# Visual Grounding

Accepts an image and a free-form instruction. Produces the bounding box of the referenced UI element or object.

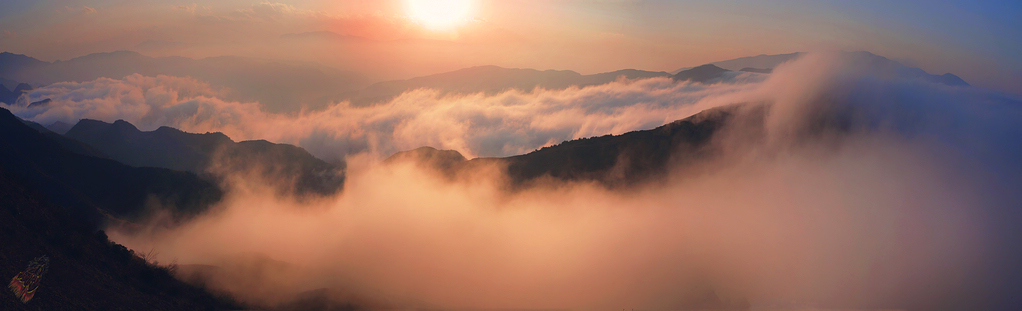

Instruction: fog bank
[107,53,1022,310]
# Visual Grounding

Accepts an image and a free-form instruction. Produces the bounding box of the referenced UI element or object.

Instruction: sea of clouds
[6,52,1022,310]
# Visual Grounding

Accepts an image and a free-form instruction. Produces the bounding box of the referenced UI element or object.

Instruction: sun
[405,0,474,30]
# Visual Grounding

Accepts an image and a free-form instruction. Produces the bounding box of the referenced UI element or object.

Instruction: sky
[0,0,1019,93]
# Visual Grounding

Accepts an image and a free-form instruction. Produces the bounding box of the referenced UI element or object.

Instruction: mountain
[676,52,804,73]
[0,52,49,79]
[387,104,752,189]
[739,67,772,74]
[0,165,242,310]
[1,77,22,90]
[673,52,968,86]
[672,64,733,83]
[46,121,73,134]
[0,81,32,105]
[0,84,11,104]
[64,119,344,197]
[337,65,671,106]
[671,52,802,74]
[499,105,735,186]
[18,119,110,159]
[0,106,224,227]
[0,51,369,112]
[841,51,969,86]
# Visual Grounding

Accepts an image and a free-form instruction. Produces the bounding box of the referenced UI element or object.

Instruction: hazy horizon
[2,1,1020,94]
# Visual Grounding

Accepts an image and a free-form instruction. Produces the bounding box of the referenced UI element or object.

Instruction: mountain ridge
[0,106,224,227]
[386,104,753,189]
[64,118,345,198]
[337,65,671,106]
[671,51,968,86]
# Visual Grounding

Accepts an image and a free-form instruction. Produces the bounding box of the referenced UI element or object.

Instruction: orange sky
[0,0,1019,93]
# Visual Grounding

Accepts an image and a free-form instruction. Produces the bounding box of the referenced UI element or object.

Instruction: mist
[98,53,1022,310]
[7,70,765,161]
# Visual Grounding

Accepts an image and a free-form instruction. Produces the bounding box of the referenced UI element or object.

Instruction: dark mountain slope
[338,65,670,106]
[739,67,772,74]
[388,105,748,188]
[493,105,741,187]
[65,119,344,197]
[19,119,110,159]
[672,64,732,83]
[0,107,223,227]
[65,119,233,172]
[0,166,241,310]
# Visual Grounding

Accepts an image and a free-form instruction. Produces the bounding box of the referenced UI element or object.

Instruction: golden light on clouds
[405,0,474,30]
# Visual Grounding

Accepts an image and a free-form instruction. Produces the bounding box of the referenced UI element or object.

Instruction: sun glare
[406,0,473,30]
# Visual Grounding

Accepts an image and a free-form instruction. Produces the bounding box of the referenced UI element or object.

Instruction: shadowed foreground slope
[0,166,242,310]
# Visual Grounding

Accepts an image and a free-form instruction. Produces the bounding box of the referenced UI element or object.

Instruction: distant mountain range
[840,51,969,86]
[341,51,965,106]
[336,65,671,106]
[0,50,968,115]
[672,52,804,74]
[672,64,735,83]
[63,119,344,197]
[671,51,967,86]
[0,51,368,112]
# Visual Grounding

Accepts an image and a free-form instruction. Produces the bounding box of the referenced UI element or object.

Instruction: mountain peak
[672,64,731,83]
[13,83,32,93]
[384,146,468,174]
[111,119,140,132]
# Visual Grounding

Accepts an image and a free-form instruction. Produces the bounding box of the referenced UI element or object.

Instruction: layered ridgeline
[62,119,344,198]
[4,105,339,224]
[0,50,964,116]
[0,107,223,227]
[670,51,968,86]
[336,65,672,106]
[384,51,972,189]
[342,51,965,107]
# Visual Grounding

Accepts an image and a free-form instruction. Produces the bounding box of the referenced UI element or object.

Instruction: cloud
[111,134,994,309]
[1,30,15,39]
[81,6,97,14]
[199,2,324,23]
[6,72,767,161]
[73,52,1022,309]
